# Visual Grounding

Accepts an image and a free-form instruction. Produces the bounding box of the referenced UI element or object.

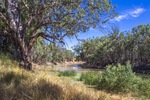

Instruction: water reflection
[55,64,101,74]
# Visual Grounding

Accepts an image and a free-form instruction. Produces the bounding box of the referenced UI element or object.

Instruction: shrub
[58,70,77,77]
[80,62,149,95]
[80,71,102,85]
[74,73,81,80]
[98,62,141,93]
[138,78,150,98]
[79,62,150,99]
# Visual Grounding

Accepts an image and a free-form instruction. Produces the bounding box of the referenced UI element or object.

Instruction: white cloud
[129,8,145,17]
[114,14,128,21]
[112,7,145,22]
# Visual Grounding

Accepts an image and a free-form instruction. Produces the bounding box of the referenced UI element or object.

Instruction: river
[54,63,101,74]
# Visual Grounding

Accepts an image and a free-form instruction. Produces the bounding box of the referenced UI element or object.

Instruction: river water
[54,63,101,74]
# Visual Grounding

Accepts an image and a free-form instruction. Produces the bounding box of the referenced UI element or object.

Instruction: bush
[58,70,77,77]
[79,62,150,98]
[98,62,141,93]
[80,72,102,85]
[138,78,150,98]
[80,62,149,94]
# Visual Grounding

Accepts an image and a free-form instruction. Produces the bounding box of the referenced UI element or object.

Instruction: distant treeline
[73,24,150,68]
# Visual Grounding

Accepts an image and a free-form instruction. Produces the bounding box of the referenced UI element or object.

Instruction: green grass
[80,71,102,85]
[74,73,81,80]
[58,70,77,77]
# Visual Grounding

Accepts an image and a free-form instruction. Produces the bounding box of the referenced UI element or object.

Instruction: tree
[0,0,116,69]
[74,24,150,68]
[32,38,75,63]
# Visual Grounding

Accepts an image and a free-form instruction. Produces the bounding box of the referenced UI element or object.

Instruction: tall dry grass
[0,53,136,100]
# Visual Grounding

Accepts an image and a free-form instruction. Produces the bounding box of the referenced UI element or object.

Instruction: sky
[64,0,150,50]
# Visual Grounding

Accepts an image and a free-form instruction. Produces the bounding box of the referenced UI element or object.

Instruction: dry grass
[0,55,137,100]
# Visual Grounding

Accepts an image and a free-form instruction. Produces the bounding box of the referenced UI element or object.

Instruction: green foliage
[58,70,77,77]
[98,62,141,93]
[80,71,101,85]
[0,0,116,67]
[80,62,150,98]
[74,24,150,67]
[74,73,81,80]
[73,37,100,63]
[32,38,75,63]
[138,77,150,98]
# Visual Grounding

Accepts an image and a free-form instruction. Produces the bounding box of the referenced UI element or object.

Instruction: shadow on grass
[0,71,27,85]
[0,72,63,100]
[0,71,94,100]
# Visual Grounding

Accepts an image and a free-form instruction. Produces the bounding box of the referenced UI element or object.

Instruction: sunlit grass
[0,53,142,100]
[0,54,105,100]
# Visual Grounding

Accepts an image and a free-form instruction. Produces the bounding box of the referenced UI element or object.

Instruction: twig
[21,91,32,100]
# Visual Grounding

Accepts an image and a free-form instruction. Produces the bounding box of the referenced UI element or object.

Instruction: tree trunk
[6,0,32,70]
[19,43,32,70]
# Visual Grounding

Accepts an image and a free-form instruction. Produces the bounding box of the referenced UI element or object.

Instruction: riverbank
[0,56,139,100]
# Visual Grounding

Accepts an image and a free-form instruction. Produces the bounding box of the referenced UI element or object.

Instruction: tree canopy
[0,0,116,69]
[73,24,150,68]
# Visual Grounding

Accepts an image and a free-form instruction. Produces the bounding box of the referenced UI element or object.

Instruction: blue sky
[64,0,150,50]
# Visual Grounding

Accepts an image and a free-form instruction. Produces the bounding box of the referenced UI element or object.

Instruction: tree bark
[19,41,32,70]
[5,0,32,70]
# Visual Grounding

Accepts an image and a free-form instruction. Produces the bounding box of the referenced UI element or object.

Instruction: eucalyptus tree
[74,24,150,68]
[0,0,116,69]
[32,39,75,63]
[132,24,150,65]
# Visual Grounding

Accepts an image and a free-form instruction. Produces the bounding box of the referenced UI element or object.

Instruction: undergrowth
[58,70,77,77]
[98,62,141,93]
[80,62,150,99]
[80,71,101,85]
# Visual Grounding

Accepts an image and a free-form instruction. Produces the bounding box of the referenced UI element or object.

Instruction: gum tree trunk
[7,0,32,69]
[19,41,32,70]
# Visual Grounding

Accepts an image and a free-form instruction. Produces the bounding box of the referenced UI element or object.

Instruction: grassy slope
[0,53,139,100]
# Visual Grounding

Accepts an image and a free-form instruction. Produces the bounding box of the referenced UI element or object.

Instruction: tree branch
[0,12,7,22]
